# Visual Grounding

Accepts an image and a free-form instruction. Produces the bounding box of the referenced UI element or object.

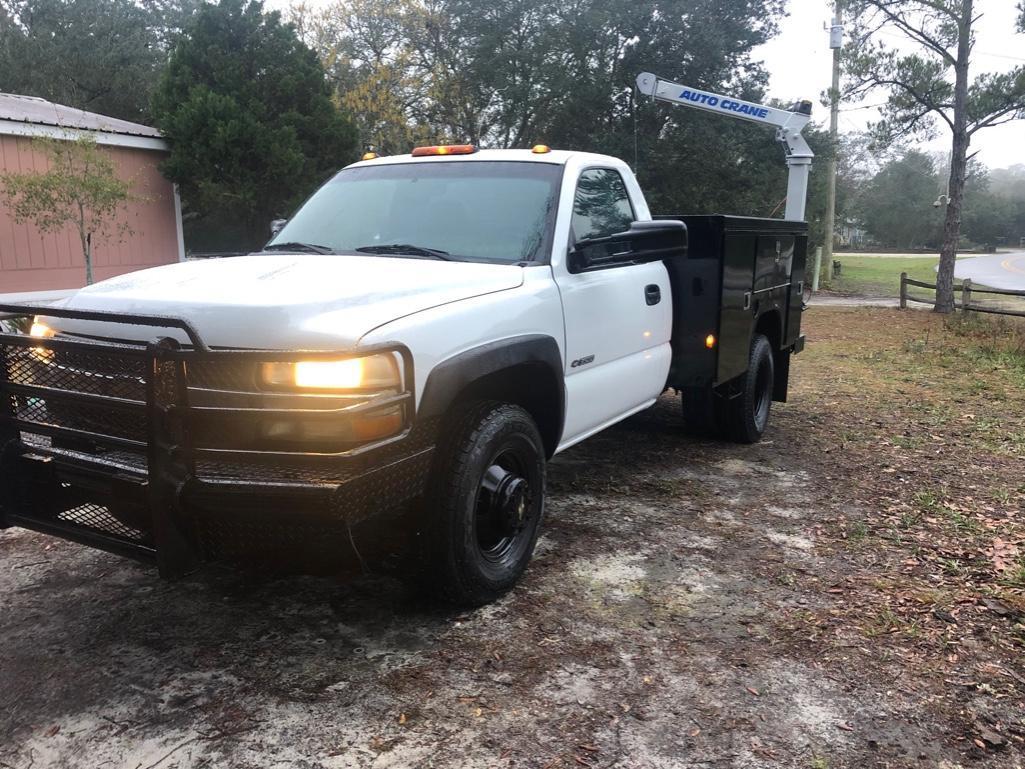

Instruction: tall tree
[0,0,164,122]
[305,0,792,225]
[0,136,133,285]
[856,151,944,249]
[152,0,360,249]
[844,0,1025,312]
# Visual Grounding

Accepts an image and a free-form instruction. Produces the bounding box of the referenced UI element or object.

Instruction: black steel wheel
[423,401,546,606]
[722,333,775,444]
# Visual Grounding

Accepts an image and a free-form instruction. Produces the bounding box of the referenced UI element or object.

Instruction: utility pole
[822,0,843,288]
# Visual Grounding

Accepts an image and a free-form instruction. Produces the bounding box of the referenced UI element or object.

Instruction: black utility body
[658,215,807,427]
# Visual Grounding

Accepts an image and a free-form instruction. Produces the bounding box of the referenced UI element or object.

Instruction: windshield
[267,161,563,263]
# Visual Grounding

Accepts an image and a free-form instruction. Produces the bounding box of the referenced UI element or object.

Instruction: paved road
[954,250,1025,291]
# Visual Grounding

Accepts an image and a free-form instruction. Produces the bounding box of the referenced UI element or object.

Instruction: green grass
[826,255,941,298]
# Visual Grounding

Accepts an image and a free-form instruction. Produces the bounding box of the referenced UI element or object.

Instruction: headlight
[30,319,55,339]
[261,353,400,391]
[255,353,406,447]
[29,318,56,361]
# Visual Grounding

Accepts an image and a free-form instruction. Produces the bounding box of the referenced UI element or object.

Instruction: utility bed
[659,215,807,399]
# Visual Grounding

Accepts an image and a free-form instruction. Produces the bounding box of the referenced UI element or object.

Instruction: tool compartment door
[716,233,757,384]
[785,236,807,346]
[755,234,794,307]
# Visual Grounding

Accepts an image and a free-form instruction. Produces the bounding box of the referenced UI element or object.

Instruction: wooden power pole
[823,0,843,284]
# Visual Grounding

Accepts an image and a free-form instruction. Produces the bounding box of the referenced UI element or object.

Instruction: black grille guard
[0,303,429,578]
[0,303,417,463]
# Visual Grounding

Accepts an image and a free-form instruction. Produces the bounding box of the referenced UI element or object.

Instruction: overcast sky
[753,0,1025,169]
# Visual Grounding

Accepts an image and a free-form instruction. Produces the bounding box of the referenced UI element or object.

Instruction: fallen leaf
[985,537,1020,574]
[44,724,60,737]
[975,724,1006,748]
[398,713,407,725]
[745,686,760,696]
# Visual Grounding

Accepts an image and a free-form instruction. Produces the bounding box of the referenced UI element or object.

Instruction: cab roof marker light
[362,151,379,160]
[411,144,477,157]
[531,144,551,154]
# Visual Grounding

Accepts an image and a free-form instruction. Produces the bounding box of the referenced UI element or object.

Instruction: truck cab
[0,145,805,605]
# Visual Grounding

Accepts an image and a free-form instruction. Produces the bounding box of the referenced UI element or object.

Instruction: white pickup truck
[0,145,806,605]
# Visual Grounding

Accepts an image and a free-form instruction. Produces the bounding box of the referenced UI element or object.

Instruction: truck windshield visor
[268,161,562,263]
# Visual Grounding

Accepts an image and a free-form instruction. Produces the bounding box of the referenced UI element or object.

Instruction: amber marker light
[532,144,551,154]
[411,144,477,157]
[705,334,717,349]
[362,151,379,161]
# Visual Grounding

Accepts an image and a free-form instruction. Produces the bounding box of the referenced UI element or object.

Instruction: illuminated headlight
[261,354,400,392]
[30,319,55,340]
[257,353,405,447]
[29,318,56,361]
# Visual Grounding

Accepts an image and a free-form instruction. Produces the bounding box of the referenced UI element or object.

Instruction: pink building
[0,94,184,300]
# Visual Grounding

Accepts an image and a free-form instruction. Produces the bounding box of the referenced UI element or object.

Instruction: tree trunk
[935,0,973,314]
[77,207,94,286]
[84,232,94,286]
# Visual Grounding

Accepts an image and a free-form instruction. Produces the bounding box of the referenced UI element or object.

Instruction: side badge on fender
[571,355,595,368]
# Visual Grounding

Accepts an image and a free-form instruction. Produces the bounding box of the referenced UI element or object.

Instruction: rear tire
[721,334,774,444]
[423,401,546,606]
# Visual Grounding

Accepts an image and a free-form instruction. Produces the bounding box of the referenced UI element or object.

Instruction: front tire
[721,333,774,444]
[424,402,546,606]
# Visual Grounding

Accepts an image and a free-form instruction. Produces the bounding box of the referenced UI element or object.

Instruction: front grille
[0,309,415,470]
[2,340,148,449]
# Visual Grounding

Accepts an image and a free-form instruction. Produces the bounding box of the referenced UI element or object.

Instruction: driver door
[555,167,672,446]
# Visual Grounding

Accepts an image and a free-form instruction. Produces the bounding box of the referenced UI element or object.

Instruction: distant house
[0,94,184,300]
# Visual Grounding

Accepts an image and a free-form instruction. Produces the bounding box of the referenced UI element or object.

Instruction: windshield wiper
[260,241,337,255]
[355,244,453,260]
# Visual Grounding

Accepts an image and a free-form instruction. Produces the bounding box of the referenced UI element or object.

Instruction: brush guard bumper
[0,304,434,576]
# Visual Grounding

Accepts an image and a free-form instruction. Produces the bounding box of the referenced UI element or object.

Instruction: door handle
[645,284,661,305]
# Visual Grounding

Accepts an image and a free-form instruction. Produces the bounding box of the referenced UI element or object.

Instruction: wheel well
[449,363,564,458]
[754,310,782,351]
[754,310,791,402]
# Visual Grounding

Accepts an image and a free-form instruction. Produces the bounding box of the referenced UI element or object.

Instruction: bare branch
[864,1,957,65]
[969,106,1025,134]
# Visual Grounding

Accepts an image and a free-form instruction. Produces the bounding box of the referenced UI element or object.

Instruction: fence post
[961,278,972,313]
[899,272,907,309]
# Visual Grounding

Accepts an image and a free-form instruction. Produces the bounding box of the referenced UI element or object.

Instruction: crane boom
[636,72,814,222]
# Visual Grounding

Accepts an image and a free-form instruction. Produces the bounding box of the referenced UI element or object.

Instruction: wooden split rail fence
[900,273,1025,318]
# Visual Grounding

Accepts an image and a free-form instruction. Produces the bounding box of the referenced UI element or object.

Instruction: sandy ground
[2,312,1023,768]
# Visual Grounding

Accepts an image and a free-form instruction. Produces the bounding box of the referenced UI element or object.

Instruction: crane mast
[635,72,814,222]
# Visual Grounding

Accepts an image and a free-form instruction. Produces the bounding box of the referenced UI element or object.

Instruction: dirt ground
[2,307,1024,769]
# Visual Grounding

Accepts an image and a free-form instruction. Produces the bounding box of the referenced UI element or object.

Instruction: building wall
[0,135,182,294]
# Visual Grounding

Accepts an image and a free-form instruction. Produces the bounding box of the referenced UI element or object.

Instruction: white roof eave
[0,118,170,152]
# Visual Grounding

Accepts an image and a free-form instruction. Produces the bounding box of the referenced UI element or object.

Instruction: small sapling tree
[0,135,133,285]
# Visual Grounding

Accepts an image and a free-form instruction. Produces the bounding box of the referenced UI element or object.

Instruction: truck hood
[54,253,524,349]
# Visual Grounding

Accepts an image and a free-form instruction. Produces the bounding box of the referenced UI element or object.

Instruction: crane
[635,72,814,222]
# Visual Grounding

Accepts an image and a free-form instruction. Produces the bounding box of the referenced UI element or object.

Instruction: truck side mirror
[569,219,687,273]
[269,218,287,237]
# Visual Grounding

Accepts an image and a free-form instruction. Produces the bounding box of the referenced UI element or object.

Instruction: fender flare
[418,335,565,450]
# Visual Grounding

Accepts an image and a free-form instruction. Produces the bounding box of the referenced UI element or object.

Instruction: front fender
[418,335,565,454]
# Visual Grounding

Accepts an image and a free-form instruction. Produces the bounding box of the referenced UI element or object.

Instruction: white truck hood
[54,253,524,349]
